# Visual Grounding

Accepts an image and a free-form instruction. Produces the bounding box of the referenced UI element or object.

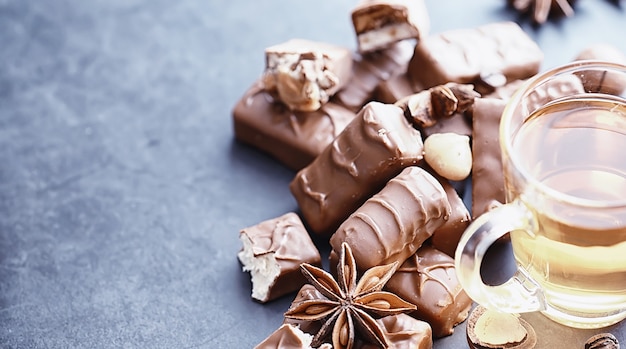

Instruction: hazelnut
[423,132,472,181]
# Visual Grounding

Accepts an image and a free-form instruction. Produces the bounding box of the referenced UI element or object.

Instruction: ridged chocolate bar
[329,166,451,270]
[407,21,543,90]
[290,101,424,236]
[233,82,355,171]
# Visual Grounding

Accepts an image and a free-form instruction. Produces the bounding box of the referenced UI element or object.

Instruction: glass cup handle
[454,200,547,313]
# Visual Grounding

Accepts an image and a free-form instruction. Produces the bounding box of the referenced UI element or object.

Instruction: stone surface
[0,0,624,348]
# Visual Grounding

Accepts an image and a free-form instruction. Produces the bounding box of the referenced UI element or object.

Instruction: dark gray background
[0,0,625,348]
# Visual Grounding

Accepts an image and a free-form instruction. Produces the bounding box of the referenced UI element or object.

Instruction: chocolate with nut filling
[290,101,424,236]
[238,212,322,303]
[233,82,355,171]
[329,166,451,271]
[332,41,414,112]
[407,21,543,90]
[385,245,473,338]
[351,0,429,53]
[262,38,353,112]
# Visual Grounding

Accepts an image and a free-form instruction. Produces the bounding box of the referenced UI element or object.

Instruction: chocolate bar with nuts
[385,245,473,338]
[407,21,543,90]
[233,82,355,171]
[351,0,429,53]
[330,166,451,271]
[238,212,322,303]
[290,101,424,236]
[332,41,414,112]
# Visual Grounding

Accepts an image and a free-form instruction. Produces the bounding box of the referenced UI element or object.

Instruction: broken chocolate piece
[385,245,473,338]
[333,41,415,112]
[330,166,451,271]
[290,101,424,236]
[233,82,355,171]
[466,305,537,349]
[407,21,543,90]
[262,39,353,112]
[238,212,322,303]
[351,0,429,53]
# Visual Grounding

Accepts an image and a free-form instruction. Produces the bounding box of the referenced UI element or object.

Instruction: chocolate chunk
[233,82,355,171]
[466,305,537,349]
[407,21,543,90]
[333,41,414,112]
[330,166,451,271]
[262,39,353,112]
[385,245,473,338]
[422,112,472,138]
[470,98,507,218]
[238,212,322,303]
[351,0,430,53]
[290,101,424,236]
[573,44,626,96]
[374,72,419,104]
[254,324,328,349]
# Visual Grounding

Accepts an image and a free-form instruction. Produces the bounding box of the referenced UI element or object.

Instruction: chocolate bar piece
[407,21,543,90]
[290,101,424,236]
[385,245,473,338]
[422,112,472,138]
[470,98,507,218]
[333,41,414,112]
[238,212,322,303]
[573,43,626,96]
[329,166,451,270]
[233,82,355,171]
[262,39,353,112]
[284,285,433,349]
[374,72,418,104]
[254,324,330,349]
[351,0,429,53]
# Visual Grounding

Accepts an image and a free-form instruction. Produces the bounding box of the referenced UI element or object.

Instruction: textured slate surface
[0,0,624,348]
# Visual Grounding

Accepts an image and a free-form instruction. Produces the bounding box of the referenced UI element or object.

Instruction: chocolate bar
[329,166,451,270]
[374,72,418,104]
[332,41,414,112]
[470,98,507,218]
[238,212,322,303]
[284,285,433,349]
[262,39,353,112]
[233,82,355,171]
[254,323,330,349]
[351,0,429,53]
[384,245,473,338]
[407,21,543,90]
[422,112,472,138]
[290,101,424,236]
[573,44,626,96]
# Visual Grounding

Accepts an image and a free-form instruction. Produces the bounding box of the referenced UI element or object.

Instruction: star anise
[509,0,575,24]
[284,242,417,349]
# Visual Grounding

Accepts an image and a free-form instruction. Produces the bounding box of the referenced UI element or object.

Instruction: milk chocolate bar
[470,98,507,218]
[333,41,414,112]
[290,101,424,236]
[385,245,473,338]
[238,212,322,303]
[233,82,355,171]
[284,285,433,349]
[351,0,429,53]
[407,21,543,90]
[329,166,451,270]
[262,39,353,112]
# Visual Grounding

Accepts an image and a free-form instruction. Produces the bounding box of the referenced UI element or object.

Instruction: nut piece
[466,305,537,349]
[585,333,620,349]
[423,132,472,181]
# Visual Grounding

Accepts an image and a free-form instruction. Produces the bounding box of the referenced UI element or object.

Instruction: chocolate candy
[407,21,543,90]
[470,98,507,218]
[351,0,430,53]
[233,82,355,171]
[254,323,330,349]
[290,101,424,236]
[422,112,472,138]
[385,245,473,338]
[262,39,353,112]
[330,166,451,270]
[238,212,322,303]
[332,41,414,112]
[374,72,417,104]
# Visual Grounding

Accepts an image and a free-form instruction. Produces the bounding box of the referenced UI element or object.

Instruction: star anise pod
[509,0,575,24]
[284,242,417,349]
